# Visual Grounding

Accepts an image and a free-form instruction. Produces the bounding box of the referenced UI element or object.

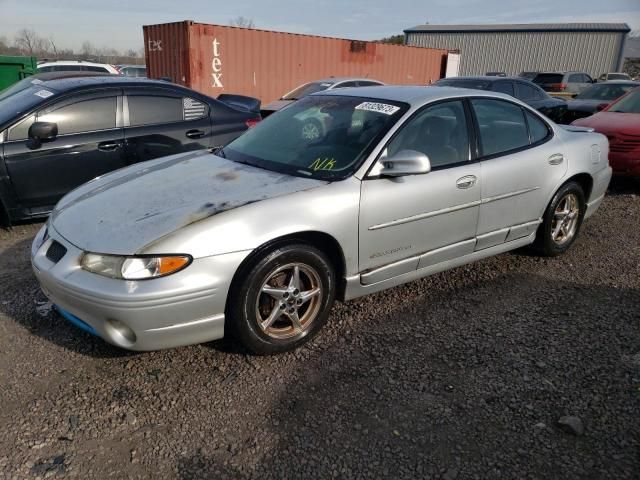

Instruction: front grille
[608,135,640,154]
[46,241,67,263]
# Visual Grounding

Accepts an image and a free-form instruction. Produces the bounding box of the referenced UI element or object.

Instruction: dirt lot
[0,179,638,480]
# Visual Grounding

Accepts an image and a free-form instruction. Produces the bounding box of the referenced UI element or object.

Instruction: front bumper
[31,225,251,351]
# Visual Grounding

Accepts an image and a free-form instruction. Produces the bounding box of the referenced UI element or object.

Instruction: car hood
[573,112,640,136]
[50,150,326,255]
[262,99,295,112]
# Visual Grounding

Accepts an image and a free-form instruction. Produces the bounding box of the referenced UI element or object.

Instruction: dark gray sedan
[433,76,567,123]
[565,80,640,122]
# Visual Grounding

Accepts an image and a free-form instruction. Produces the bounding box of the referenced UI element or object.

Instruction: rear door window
[333,82,358,89]
[358,81,383,87]
[52,65,84,72]
[471,99,530,157]
[568,74,582,83]
[515,82,542,101]
[85,66,109,73]
[493,81,514,96]
[128,96,184,126]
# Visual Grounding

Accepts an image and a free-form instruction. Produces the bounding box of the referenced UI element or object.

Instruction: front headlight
[81,253,192,280]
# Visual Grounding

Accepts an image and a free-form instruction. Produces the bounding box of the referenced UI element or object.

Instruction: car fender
[140,177,363,277]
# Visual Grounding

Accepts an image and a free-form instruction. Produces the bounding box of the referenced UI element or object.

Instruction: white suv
[37,60,119,74]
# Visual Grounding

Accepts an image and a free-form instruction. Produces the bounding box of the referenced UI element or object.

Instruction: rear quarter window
[525,111,550,144]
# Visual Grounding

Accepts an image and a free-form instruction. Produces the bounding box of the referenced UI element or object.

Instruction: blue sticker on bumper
[55,306,99,337]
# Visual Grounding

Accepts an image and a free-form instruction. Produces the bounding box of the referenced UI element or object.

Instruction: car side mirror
[29,122,58,142]
[379,150,431,177]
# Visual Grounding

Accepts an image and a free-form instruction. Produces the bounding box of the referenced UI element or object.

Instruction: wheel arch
[226,230,348,313]
[565,172,594,201]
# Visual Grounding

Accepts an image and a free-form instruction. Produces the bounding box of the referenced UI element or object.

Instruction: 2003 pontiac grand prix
[31,86,612,355]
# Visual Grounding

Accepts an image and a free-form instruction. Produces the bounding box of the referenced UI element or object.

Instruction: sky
[1,0,639,52]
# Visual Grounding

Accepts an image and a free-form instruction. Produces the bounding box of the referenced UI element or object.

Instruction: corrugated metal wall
[406,31,626,77]
[144,21,448,103]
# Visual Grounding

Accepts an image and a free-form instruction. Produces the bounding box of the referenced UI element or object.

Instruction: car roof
[313,77,383,84]
[28,71,114,82]
[38,60,114,67]
[315,85,516,106]
[26,75,184,92]
[596,80,640,85]
[537,71,586,75]
[439,76,534,83]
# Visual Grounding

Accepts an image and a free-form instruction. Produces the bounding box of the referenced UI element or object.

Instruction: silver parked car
[261,77,384,115]
[31,86,611,355]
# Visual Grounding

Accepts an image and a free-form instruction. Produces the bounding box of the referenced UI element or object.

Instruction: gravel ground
[0,179,639,480]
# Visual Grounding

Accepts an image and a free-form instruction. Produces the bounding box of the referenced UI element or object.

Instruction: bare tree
[14,28,47,55]
[49,37,59,58]
[81,41,95,57]
[229,16,255,28]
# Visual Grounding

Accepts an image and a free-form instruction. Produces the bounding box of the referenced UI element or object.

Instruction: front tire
[228,243,336,355]
[533,181,585,256]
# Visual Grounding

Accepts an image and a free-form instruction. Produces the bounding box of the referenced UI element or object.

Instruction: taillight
[549,83,567,91]
[245,118,260,128]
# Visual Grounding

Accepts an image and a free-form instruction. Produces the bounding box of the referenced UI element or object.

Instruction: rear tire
[533,181,585,256]
[228,243,336,355]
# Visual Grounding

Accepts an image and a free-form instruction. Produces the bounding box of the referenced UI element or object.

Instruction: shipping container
[143,21,449,104]
[0,55,37,91]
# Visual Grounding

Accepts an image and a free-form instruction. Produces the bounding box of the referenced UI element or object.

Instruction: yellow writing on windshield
[309,157,336,171]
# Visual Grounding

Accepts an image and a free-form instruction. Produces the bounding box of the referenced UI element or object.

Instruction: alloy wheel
[551,193,580,246]
[255,262,322,339]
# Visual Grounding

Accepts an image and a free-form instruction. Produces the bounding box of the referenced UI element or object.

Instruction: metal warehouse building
[404,23,630,77]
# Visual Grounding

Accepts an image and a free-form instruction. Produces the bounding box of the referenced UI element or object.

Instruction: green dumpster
[0,55,38,91]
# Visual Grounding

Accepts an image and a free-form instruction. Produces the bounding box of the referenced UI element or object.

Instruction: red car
[572,87,640,176]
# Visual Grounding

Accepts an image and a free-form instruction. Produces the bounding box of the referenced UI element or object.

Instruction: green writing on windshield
[309,157,336,171]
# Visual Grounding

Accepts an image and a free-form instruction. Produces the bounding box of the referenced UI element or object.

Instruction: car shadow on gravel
[608,176,639,196]
[176,273,640,480]
[0,236,137,359]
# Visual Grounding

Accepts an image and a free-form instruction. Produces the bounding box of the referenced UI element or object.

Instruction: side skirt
[343,232,536,301]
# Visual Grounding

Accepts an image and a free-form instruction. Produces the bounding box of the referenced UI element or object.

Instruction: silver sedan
[31,86,611,354]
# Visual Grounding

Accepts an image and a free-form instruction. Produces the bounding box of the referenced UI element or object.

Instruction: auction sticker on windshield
[355,102,400,115]
[34,90,54,99]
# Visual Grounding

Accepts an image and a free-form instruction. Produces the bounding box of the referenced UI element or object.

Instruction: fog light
[105,318,136,346]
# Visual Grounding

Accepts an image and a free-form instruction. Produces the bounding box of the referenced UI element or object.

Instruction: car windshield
[0,76,44,101]
[434,79,491,90]
[221,95,408,180]
[575,83,636,100]
[532,73,563,84]
[281,82,334,100]
[607,89,640,113]
[607,73,630,80]
[0,84,53,128]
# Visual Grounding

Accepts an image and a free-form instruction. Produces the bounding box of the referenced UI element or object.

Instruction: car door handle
[456,175,477,189]
[98,142,121,152]
[186,129,206,139]
[548,153,564,165]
